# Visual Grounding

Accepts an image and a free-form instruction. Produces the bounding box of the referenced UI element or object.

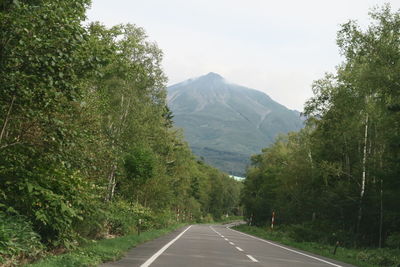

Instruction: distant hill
[167,72,303,176]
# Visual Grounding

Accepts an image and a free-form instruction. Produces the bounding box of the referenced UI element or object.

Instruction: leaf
[27,183,33,193]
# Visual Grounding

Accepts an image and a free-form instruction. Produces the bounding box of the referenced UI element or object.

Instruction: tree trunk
[344,134,351,175]
[105,163,117,201]
[357,112,369,233]
[0,95,16,145]
[379,178,383,248]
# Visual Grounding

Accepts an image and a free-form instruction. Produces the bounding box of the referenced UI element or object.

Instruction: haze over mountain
[167,72,303,176]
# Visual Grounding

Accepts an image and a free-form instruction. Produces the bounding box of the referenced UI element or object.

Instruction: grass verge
[232,225,400,267]
[26,224,186,267]
[214,216,243,225]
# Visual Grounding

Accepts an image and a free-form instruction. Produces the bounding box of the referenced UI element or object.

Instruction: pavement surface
[100,224,356,267]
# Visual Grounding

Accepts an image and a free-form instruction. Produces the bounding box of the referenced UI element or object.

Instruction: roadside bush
[287,223,326,243]
[0,213,44,266]
[201,214,214,223]
[357,249,400,266]
[1,160,99,248]
[106,200,154,236]
[153,209,175,229]
[386,232,400,249]
[73,192,107,240]
[285,221,356,247]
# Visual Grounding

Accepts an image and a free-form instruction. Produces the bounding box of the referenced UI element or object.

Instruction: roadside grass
[215,215,243,225]
[233,225,400,267]
[26,224,186,267]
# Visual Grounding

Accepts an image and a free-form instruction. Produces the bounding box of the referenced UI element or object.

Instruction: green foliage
[0,213,44,265]
[124,146,156,186]
[27,224,185,267]
[241,4,400,250]
[1,163,97,247]
[356,249,400,267]
[0,0,242,264]
[106,200,153,236]
[386,233,400,249]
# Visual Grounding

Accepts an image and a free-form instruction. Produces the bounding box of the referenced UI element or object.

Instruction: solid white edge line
[227,226,343,267]
[246,254,259,262]
[236,246,243,251]
[140,225,192,267]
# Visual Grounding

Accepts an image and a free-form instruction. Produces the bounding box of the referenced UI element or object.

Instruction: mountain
[167,72,303,176]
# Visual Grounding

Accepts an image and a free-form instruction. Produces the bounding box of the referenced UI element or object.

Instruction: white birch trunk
[357,112,368,232]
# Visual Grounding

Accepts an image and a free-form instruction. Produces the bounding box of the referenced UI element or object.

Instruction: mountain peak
[202,72,223,80]
[167,74,304,176]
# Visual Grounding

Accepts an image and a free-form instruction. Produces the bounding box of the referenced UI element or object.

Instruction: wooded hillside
[0,1,241,265]
[241,5,400,249]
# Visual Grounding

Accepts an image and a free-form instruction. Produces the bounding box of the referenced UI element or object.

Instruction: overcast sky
[87,0,399,111]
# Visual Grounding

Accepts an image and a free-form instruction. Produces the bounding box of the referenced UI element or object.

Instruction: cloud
[87,0,400,110]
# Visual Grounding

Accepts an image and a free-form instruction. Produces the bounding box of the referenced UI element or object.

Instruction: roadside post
[138,218,142,236]
[271,211,275,230]
[333,241,340,255]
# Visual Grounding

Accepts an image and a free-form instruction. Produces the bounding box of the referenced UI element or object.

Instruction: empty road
[101,224,355,267]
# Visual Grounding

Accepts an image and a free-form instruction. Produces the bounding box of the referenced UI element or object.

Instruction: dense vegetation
[241,4,400,253]
[0,0,241,265]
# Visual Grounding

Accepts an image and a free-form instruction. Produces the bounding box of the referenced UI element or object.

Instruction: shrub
[0,213,44,266]
[201,214,214,223]
[287,223,326,243]
[152,209,175,229]
[386,232,400,249]
[73,192,107,240]
[356,249,400,266]
[1,162,99,248]
[105,200,154,236]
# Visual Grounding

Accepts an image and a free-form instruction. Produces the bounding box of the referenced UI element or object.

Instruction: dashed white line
[227,226,343,267]
[247,254,259,262]
[211,225,259,264]
[236,246,243,251]
[140,225,192,267]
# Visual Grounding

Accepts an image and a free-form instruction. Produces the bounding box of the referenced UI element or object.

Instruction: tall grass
[27,224,185,267]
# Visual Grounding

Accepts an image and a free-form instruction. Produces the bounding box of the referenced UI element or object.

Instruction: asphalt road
[101,224,356,267]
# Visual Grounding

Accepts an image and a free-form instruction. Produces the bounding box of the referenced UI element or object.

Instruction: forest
[241,4,400,252]
[0,0,242,265]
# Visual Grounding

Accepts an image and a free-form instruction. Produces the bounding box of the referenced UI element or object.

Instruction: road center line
[247,254,259,262]
[229,242,235,245]
[140,225,192,267]
[227,226,343,267]
[236,246,243,251]
[224,238,229,241]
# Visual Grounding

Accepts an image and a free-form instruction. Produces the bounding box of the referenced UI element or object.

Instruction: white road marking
[247,254,259,262]
[236,246,244,251]
[209,226,220,236]
[221,235,224,238]
[224,238,229,241]
[140,225,192,267]
[227,226,343,267]
[229,242,235,245]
